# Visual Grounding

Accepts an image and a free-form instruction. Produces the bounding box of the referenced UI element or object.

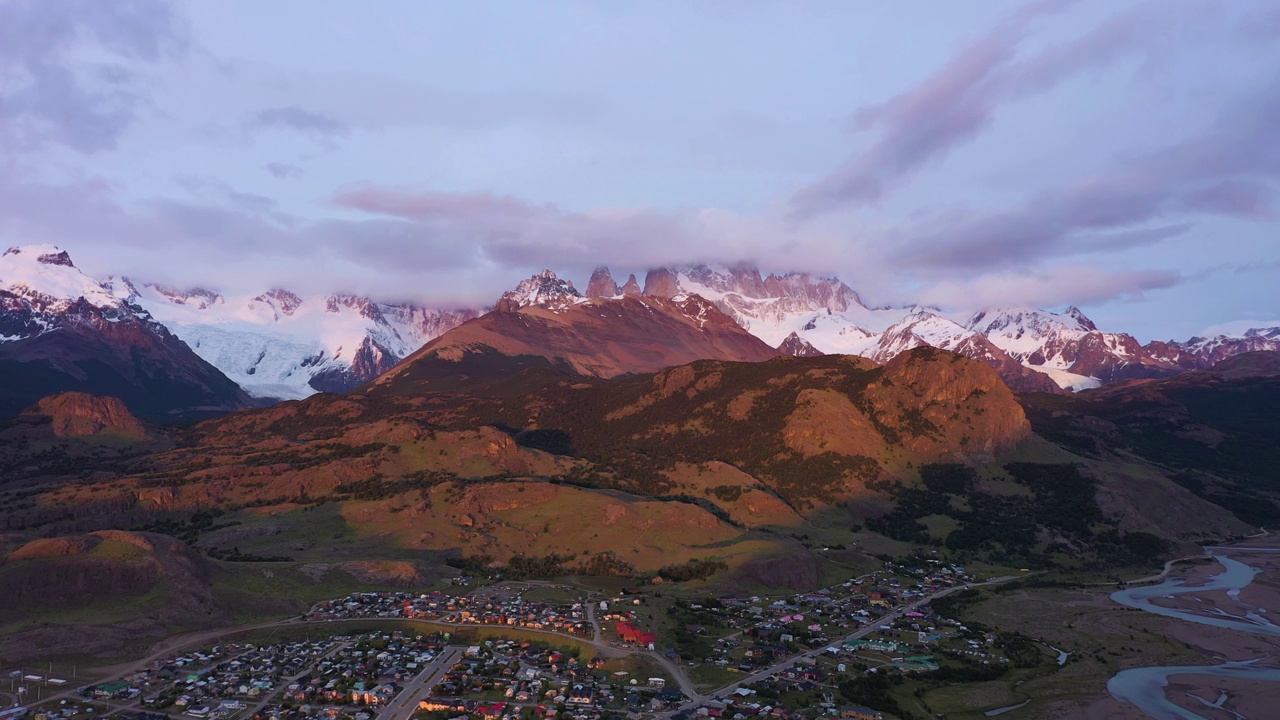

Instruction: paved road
[377,647,461,720]
[22,614,621,714]
[21,574,1018,719]
[585,602,603,644]
[242,640,351,719]
[660,575,1021,716]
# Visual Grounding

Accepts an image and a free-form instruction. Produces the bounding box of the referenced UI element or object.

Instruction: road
[1112,554,1210,586]
[242,640,351,719]
[377,647,461,720]
[585,602,603,644]
[22,614,620,713]
[21,574,1018,719]
[661,574,1021,715]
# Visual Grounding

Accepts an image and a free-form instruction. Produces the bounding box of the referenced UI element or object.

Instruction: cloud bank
[0,0,1275,337]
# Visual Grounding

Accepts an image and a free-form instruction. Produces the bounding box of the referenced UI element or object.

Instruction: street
[376,647,461,720]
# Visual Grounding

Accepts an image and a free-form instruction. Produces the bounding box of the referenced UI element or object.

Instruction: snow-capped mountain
[0,245,251,419]
[493,269,589,313]
[861,311,1062,392]
[106,281,479,400]
[638,264,905,348]
[777,332,824,357]
[577,263,1268,393]
[376,269,779,389]
[612,264,1065,390]
[7,243,1270,406]
[1169,326,1280,365]
[871,311,976,363]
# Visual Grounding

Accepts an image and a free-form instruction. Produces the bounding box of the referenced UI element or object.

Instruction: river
[1106,548,1280,719]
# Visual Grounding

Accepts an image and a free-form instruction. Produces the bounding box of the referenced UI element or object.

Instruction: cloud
[266,162,304,179]
[0,0,1273,326]
[1232,258,1280,276]
[913,264,1185,310]
[886,76,1280,271]
[0,0,188,154]
[789,0,1163,218]
[249,106,349,138]
[332,187,718,272]
[210,60,609,140]
[0,161,1218,316]
[1199,318,1280,337]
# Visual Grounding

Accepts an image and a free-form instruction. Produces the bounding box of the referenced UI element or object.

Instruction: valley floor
[10,538,1280,720]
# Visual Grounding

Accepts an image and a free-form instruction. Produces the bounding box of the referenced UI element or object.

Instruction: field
[920,584,1206,718]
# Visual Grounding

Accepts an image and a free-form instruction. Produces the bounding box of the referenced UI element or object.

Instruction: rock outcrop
[21,392,149,439]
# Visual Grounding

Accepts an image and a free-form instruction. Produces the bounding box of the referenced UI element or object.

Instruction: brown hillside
[0,530,227,663]
[370,294,779,392]
[422,348,1032,511]
[1209,349,1280,379]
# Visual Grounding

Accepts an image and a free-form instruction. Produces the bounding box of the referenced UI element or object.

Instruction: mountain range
[0,246,251,421]
[3,244,1279,666]
[102,277,478,399]
[1,244,1278,418]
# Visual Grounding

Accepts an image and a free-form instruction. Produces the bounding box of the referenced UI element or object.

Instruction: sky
[1,0,1278,341]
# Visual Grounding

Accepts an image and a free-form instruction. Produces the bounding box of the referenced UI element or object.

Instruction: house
[566,686,594,706]
[94,682,130,699]
[840,706,882,720]
[615,622,658,646]
[658,687,684,703]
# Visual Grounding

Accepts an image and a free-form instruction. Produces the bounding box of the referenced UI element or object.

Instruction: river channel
[1106,548,1280,719]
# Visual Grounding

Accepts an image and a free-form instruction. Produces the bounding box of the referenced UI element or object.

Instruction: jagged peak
[778,331,824,357]
[496,269,587,312]
[900,308,947,323]
[150,283,225,309]
[0,244,119,310]
[4,244,73,267]
[1064,306,1098,331]
[619,273,642,295]
[253,288,301,316]
[586,266,619,298]
[643,267,679,298]
[966,305,1093,335]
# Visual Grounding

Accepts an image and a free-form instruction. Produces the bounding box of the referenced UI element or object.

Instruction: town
[5,559,1032,720]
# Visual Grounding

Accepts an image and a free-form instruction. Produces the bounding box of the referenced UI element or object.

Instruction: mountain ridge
[0,246,252,421]
[5,243,1277,413]
[104,277,479,400]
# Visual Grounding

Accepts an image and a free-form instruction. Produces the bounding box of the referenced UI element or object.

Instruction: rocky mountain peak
[37,250,75,267]
[1065,306,1097,331]
[1245,326,1280,340]
[586,266,619,298]
[619,273,642,295]
[681,263,767,297]
[495,269,587,312]
[0,244,121,314]
[248,288,300,316]
[778,331,824,357]
[643,268,679,298]
[151,284,224,310]
[4,244,74,268]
